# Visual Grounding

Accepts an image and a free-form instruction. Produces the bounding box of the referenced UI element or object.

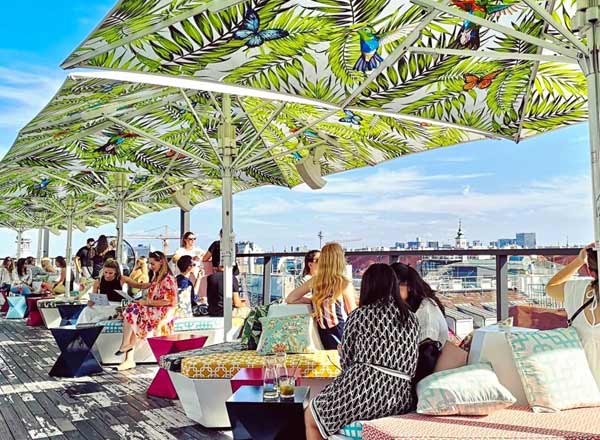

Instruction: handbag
[414,339,442,385]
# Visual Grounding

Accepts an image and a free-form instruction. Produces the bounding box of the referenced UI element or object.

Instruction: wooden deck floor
[0,319,232,440]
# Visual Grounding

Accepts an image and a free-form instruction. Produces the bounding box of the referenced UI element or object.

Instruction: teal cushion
[99,317,224,334]
[508,327,600,412]
[339,421,363,438]
[257,314,312,355]
[417,363,516,416]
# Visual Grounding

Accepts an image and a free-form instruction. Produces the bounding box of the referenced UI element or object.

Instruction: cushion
[417,363,516,416]
[257,313,312,355]
[98,317,226,334]
[507,326,600,412]
[240,303,271,350]
[339,421,364,439]
[268,303,324,350]
[181,349,340,379]
[160,341,244,372]
[176,286,193,318]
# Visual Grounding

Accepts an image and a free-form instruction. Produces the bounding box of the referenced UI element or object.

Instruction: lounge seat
[94,317,243,365]
[169,349,340,428]
[361,406,600,439]
[37,298,87,328]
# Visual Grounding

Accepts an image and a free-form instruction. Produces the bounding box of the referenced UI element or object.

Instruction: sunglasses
[187,237,197,241]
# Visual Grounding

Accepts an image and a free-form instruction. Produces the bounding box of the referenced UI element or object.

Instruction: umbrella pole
[221,93,235,340]
[65,210,73,297]
[583,23,600,255]
[116,197,125,266]
[15,229,22,259]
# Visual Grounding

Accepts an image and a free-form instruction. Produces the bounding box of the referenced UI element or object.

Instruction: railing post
[390,254,400,264]
[262,256,272,305]
[180,209,190,241]
[496,254,509,320]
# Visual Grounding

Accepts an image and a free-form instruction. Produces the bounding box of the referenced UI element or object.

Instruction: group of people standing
[286,243,450,440]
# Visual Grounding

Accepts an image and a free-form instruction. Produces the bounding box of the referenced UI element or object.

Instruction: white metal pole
[116,197,125,265]
[65,210,74,297]
[16,230,22,259]
[36,228,43,262]
[221,94,235,339]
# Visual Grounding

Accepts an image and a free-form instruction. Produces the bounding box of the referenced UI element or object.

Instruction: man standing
[203,229,222,269]
[207,265,247,317]
[75,238,95,278]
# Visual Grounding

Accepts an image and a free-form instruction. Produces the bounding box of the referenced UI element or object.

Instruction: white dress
[415,298,448,345]
[565,279,600,387]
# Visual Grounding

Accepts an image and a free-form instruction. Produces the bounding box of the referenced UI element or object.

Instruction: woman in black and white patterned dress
[305,264,420,439]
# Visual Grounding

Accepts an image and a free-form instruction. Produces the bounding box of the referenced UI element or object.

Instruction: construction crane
[125,225,179,254]
[317,231,362,248]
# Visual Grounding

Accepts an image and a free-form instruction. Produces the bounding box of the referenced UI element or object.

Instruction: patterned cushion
[160,341,244,371]
[257,314,312,355]
[240,303,271,350]
[98,317,226,334]
[417,363,516,416]
[176,286,193,318]
[339,421,364,438]
[181,349,341,379]
[507,327,600,412]
[38,299,87,308]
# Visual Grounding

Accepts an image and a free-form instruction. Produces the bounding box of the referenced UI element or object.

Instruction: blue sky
[0,1,593,256]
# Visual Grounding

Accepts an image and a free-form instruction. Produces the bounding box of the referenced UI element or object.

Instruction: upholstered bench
[93,317,243,365]
[165,348,340,428]
[361,406,600,439]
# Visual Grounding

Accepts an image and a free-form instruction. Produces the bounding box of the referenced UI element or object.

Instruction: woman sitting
[391,262,449,385]
[0,257,18,291]
[50,256,73,295]
[77,259,139,325]
[116,251,177,371]
[297,249,320,287]
[305,264,419,440]
[11,258,32,295]
[287,243,356,349]
[547,244,600,386]
[40,257,56,275]
[129,257,149,294]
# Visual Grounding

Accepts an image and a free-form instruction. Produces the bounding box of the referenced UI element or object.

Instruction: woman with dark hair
[92,235,108,278]
[15,258,32,286]
[117,251,178,370]
[300,249,320,283]
[305,264,419,440]
[51,256,73,294]
[0,257,17,289]
[172,231,204,276]
[391,263,448,384]
[547,245,600,386]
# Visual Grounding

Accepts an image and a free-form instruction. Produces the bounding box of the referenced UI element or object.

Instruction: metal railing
[236,247,579,319]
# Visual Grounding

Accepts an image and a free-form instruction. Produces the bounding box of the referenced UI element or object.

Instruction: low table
[6,296,27,319]
[0,290,9,313]
[49,325,104,377]
[147,333,208,399]
[26,296,46,326]
[57,303,86,326]
[231,367,302,393]
[226,386,310,440]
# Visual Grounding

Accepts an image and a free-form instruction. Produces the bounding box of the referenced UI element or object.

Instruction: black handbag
[414,338,443,384]
[568,297,594,326]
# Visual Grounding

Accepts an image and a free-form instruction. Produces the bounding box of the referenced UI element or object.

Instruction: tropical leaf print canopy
[4,73,487,188]
[61,0,586,141]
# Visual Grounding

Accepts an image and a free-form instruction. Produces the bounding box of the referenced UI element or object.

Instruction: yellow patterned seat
[181,350,341,379]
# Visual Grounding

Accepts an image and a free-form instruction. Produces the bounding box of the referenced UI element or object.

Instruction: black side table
[49,326,104,377]
[226,386,310,440]
[57,303,86,326]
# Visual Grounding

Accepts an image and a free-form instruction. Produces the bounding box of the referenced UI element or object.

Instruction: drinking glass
[263,355,279,400]
[278,375,295,400]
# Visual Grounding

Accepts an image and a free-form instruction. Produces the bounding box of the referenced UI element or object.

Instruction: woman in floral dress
[116,251,177,371]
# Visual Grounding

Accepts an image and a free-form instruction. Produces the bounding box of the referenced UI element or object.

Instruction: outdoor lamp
[172,182,193,212]
[295,145,327,190]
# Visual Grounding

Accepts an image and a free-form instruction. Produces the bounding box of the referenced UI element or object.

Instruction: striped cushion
[99,317,227,334]
[181,350,341,379]
[339,421,364,438]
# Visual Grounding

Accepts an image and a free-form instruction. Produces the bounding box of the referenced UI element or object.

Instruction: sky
[0,2,593,257]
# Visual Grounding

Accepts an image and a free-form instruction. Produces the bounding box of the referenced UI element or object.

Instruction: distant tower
[455,220,468,249]
[318,231,324,248]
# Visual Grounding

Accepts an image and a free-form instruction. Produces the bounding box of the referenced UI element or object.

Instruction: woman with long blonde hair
[287,243,356,349]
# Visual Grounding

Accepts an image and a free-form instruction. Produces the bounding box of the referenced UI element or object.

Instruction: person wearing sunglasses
[116,251,178,371]
[172,231,204,276]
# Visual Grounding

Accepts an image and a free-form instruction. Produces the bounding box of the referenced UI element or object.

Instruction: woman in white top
[391,263,448,384]
[0,257,18,288]
[171,231,204,276]
[547,245,600,387]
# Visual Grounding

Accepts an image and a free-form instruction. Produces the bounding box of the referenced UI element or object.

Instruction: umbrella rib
[105,116,221,171]
[342,8,443,108]
[233,102,287,167]
[138,178,197,200]
[90,171,115,196]
[520,0,587,53]
[411,0,579,58]
[15,168,108,199]
[179,89,224,168]
[408,47,576,64]
[240,141,327,170]
[513,0,559,142]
